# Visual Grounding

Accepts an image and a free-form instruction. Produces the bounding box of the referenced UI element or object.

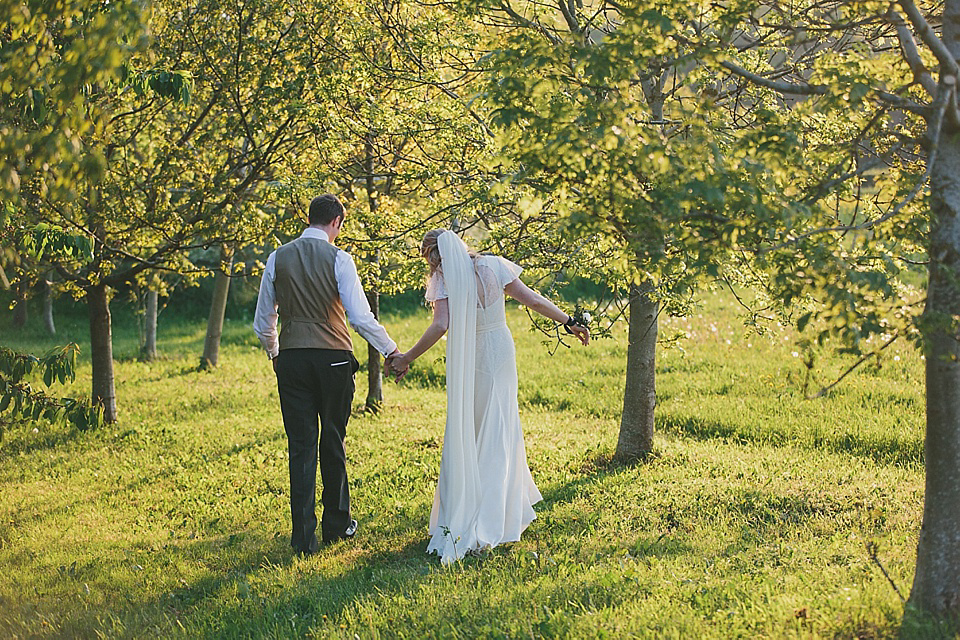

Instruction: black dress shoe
[322,519,358,545]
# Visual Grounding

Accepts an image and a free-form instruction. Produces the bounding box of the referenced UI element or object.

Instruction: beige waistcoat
[274,237,353,352]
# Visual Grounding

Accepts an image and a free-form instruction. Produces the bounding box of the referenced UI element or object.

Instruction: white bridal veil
[428,231,482,563]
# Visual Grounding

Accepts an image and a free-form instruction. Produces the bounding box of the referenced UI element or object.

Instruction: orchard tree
[291,0,492,411]
[472,0,777,461]
[690,0,959,623]
[16,0,358,422]
[1,0,144,327]
[0,0,144,431]
[150,0,351,371]
[474,0,960,624]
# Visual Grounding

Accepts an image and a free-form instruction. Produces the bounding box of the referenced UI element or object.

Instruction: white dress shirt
[252,228,398,359]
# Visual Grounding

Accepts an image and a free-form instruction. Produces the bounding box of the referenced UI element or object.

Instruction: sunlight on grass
[0,290,932,638]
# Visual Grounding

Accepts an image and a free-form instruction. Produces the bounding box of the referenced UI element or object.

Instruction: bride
[388,230,589,563]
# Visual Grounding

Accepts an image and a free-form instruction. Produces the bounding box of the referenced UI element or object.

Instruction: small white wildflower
[792,351,799,357]
[893,355,901,362]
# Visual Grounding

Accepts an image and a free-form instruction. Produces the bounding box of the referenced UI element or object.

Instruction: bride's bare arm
[391,298,449,373]
[504,279,589,345]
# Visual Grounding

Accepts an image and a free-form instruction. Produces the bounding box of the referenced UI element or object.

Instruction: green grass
[0,289,941,638]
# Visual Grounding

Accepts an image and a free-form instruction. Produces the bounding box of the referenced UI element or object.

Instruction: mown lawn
[0,289,940,638]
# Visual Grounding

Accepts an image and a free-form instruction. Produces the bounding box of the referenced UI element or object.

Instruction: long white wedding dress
[424,250,543,564]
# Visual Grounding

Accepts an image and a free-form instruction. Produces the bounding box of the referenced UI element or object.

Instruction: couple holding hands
[254,194,589,563]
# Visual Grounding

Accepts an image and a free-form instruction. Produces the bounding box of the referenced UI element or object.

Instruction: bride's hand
[387,353,412,381]
[570,324,590,346]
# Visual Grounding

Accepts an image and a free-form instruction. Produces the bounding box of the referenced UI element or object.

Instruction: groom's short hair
[308,194,345,226]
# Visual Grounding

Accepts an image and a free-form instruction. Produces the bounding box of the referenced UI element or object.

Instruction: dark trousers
[275,348,358,553]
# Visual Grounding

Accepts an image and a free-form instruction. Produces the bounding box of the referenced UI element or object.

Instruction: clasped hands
[385,350,412,382]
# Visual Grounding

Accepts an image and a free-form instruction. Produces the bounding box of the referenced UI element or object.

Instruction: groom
[253,194,405,555]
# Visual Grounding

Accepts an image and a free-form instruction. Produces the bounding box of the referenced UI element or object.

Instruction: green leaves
[128,69,194,106]
[0,343,102,440]
[0,0,147,202]
[0,345,78,387]
[14,224,94,263]
[478,0,934,362]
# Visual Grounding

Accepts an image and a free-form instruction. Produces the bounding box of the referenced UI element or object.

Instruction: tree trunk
[140,289,158,361]
[612,63,666,463]
[362,134,384,413]
[906,1,960,621]
[366,289,383,413]
[12,292,27,329]
[88,283,117,423]
[615,281,658,462]
[909,82,960,625]
[42,275,55,335]
[200,248,234,370]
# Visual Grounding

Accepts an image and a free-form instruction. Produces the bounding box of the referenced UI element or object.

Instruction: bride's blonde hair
[420,229,477,277]
[420,229,445,275]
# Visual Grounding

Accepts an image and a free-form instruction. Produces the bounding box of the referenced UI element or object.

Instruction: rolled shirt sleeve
[335,250,398,356]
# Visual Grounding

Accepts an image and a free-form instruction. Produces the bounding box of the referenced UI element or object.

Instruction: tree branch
[898,0,960,77]
[873,89,931,115]
[889,7,938,97]
[802,144,903,207]
[557,0,582,38]
[495,0,562,45]
[807,333,900,400]
[178,89,222,148]
[719,59,829,95]
[758,80,955,254]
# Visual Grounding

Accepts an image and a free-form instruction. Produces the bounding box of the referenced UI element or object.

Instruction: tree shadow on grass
[10,521,434,638]
[0,425,86,458]
[3,464,438,637]
[535,451,631,509]
[529,451,696,561]
[0,429,288,548]
[529,445,873,563]
[121,521,436,637]
[659,413,923,469]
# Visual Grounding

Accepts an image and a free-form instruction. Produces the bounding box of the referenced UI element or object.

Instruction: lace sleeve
[495,256,523,288]
[425,270,448,302]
